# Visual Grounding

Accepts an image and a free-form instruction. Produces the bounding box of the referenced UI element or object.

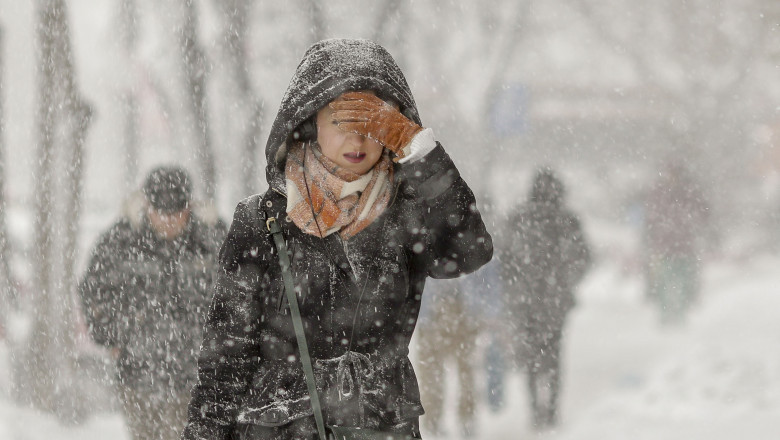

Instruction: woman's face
[315,92,384,175]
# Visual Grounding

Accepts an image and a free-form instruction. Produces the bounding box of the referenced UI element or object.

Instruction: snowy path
[2,255,780,439]
[425,255,780,439]
[553,256,780,440]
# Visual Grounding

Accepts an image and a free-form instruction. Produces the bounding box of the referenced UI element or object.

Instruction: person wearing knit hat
[79,165,226,440]
[143,165,192,213]
[143,166,193,241]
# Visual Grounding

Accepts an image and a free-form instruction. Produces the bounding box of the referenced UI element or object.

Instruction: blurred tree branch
[178,0,216,203]
[371,0,402,44]
[215,0,265,199]
[569,0,773,106]
[307,0,326,43]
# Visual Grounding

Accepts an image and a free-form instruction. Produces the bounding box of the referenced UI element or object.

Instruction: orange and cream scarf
[285,142,394,239]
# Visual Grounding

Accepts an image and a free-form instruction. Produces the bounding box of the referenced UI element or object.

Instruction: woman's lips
[343,152,366,163]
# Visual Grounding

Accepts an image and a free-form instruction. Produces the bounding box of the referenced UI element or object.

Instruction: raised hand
[330,91,422,161]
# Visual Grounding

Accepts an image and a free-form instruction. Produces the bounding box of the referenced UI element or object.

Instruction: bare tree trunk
[307,0,326,43]
[29,0,58,411]
[371,0,402,44]
[119,0,140,191]
[241,103,263,196]
[179,0,216,203]
[0,27,13,327]
[215,0,264,199]
[27,0,93,420]
[369,0,410,70]
[474,1,531,194]
[408,1,532,195]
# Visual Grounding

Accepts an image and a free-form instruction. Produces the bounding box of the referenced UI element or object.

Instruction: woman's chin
[338,161,375,175]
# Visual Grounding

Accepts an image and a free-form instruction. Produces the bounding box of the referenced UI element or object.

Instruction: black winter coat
[184,146,492,439]
[182,39,493,440]
[504,200,590,329]
[79,213,226,393]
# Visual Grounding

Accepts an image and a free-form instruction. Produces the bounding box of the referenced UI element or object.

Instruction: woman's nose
[347,131,367,144]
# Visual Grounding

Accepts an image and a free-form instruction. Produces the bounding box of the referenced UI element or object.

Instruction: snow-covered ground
[1,253,779,439]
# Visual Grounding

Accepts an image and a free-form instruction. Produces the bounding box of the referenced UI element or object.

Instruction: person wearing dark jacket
[79,166,227,440]
[416,276,480,438]
[181,38,493,440]
[502,168,591,430]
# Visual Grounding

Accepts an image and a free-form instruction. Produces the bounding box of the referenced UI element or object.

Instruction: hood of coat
[265,38,422,192]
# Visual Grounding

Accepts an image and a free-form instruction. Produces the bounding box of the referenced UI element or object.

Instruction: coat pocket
[237,402,292,428]
[236,366,313,428]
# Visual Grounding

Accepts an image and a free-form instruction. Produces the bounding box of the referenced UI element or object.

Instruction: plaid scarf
[285,142,394,239]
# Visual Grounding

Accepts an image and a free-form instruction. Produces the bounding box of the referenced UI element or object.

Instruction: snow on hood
[264,38,422,192]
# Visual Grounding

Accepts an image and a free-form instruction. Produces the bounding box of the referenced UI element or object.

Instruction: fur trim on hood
[264,38,422,192]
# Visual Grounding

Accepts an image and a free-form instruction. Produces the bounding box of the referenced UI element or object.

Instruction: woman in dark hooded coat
[181,39,493,440]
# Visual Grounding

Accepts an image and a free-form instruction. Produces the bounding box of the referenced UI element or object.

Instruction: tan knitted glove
[330,91,423,161]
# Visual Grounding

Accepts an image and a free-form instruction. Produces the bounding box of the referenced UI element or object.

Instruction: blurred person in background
[459,255,508,413]
[416,193,507,438]
[502,167,591,430]
[467,194,509,413]
[642,162,711,326]
[416,277,480,438]
[78,165,226,440]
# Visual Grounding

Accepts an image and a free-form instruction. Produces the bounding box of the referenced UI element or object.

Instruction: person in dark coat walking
[416,276,480,438]
[502,167,591,430]
[180,38,493,440]
[79,166,227,440]
[416,255,506,439]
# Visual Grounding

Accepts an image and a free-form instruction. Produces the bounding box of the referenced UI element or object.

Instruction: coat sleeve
[182,198,270,440]
[397,144,493,279]
[562,213,592,287]
[77,223,130,348]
